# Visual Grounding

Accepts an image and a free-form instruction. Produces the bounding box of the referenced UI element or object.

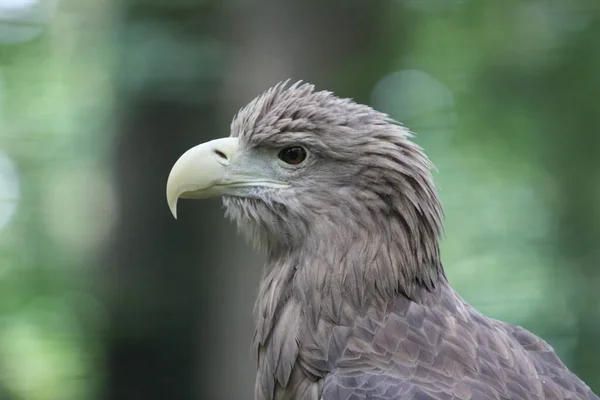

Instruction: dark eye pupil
[278,146,307,165]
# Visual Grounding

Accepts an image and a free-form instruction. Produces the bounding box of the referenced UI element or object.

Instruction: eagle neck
[252,223,446,399]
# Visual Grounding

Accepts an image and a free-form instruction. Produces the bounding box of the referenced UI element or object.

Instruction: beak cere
[166,137,239,219]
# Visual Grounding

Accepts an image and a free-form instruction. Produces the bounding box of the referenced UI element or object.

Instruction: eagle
[166,81,599,400]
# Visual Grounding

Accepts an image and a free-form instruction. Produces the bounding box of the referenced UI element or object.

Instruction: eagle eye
[278,146,307,165]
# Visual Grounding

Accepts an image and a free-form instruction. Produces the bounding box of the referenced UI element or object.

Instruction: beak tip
[168,197,178,220]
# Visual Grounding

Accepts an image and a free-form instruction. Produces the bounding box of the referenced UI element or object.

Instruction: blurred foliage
[0,0,598,399]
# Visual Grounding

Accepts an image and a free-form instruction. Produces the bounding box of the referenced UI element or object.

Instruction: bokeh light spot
[0,0,39,11]
[371,69,456,134]
[0,0,58,45]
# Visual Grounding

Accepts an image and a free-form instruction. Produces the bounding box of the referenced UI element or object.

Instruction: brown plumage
[166,81,599,400]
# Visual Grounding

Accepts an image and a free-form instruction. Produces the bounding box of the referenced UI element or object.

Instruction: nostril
[214,149,228,161]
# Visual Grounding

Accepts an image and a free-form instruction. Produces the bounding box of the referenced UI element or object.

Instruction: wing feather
[319,291,599,400]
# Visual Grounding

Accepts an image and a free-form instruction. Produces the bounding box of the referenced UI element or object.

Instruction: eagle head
[166,81,444,295]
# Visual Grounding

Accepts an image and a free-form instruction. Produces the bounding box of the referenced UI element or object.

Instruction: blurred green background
[0,0,599,399]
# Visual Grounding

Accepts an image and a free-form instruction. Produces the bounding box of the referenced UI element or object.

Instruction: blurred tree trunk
[100,1,224,400]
